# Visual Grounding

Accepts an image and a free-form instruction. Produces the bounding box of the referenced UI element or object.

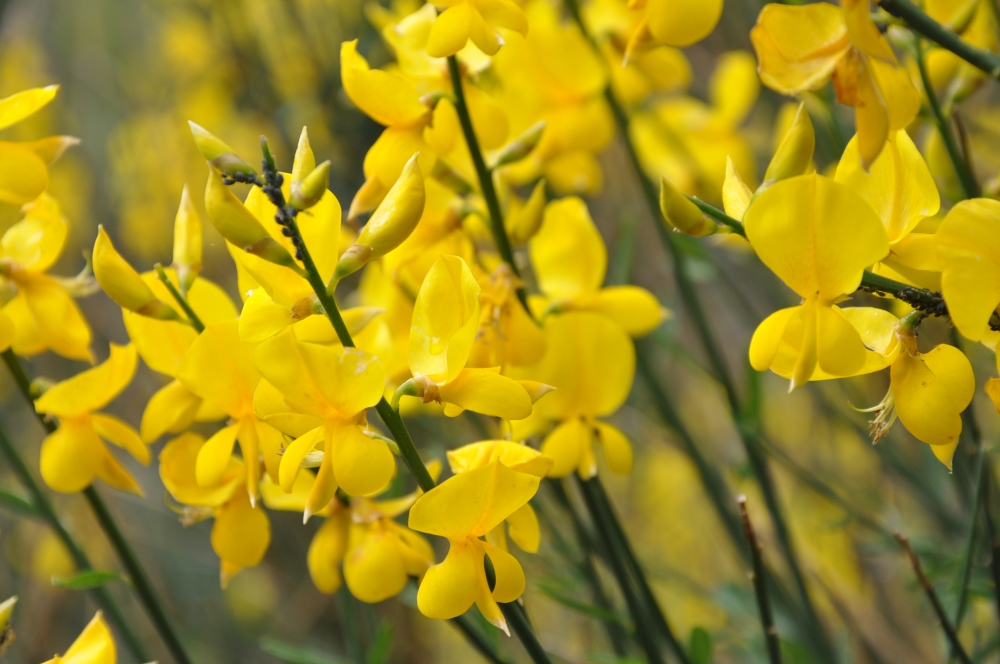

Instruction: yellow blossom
[41,612,115,664]
[426,0,528,58]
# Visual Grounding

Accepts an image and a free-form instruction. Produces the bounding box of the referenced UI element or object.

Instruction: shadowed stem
[895,532,974,664]
[983,474,1000,632]
[445,54,531,314]
[451,614,512,664]
[877,0,1000,79]
[0,420,149,662]
[154,263,206,333]
[913,39,979,199]
[1,349,193,664]
[739,496,782,664]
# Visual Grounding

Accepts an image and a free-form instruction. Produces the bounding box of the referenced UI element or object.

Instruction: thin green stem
[914,39,979,199]
[451,614,511,664]
[983,473,1000,633]
[445,55,530,314]
[739,497,782,664]
[499,602,553,664]
[2,349,192,664]
[154,264,206,333]
[878,0,1000,79]
[0,421,149,662]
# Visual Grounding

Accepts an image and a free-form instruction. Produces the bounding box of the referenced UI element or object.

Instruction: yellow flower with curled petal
[254,328,394,501]
[746,174,890,389]
[935,199,1000,342]
[467,263,545,371]
[177,320,285,505]
[516,312,636,478]
[34,344,147,495]
[1,194,91,361]
[751,0,920,168]
[408,459,540,632]
[530,197,666,337]
[0,86,79,207]
[426,0,528,58]
[41,611,115,664]
[448,440,552,553]
[159,433,270,587]
[403,255,535,420]
[835,130,942,289]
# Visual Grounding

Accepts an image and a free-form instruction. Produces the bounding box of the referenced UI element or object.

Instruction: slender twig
[895,532,974,664]
[0,421,149,661]
[451,614,511,664]
[877,0,1000,79]
[913,39,979,199]
[445,54,530,314]
[575,477,667,664]
[739,497,782,664]
[500,602,552,664]
[2,349,193,664]
[153,263,205,333]
[983,474,1000,632]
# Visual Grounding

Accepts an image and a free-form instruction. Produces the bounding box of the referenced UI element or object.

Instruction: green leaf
[690,627,712,664]
[51,570,124,590]
[536,583,630,626]
[260,637,351,664]
[365,621,393,664]
[0,488,37,517]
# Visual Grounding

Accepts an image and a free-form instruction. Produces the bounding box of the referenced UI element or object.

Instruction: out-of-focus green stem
[2,349,193,664]
[451,614,512,664]
[739,497,782,664]
[0,420,149,662]
[154,263,205,333]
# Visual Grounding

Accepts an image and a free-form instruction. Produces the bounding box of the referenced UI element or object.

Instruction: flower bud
[334,153,425,281]
[188,121,257,178]
[658,178,719,237]
[506,179,546,246]
[204,167,301,272]
[290,160,331,211]
[0,596,15,633]
[172,185,202,294]
[761,103,814,189]
[93,226,178,320]
[493,121,546,168]
[291,126,316,186]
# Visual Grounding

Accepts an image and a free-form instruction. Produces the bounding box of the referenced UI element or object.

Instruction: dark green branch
[154,263,205,333]
[739,497,782,664]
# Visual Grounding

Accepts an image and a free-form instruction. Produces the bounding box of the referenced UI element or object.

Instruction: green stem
[451,614,511,664]
[739,497,782,664]
[575,477,668,664]
[154,263,206,333]
[0,422,149,662]
[445,55,531,314]
[983,473,1000,633]
[1,349,193,664]
[877,0,1000,79]
[499,602,552,664]
[913,39,979,199]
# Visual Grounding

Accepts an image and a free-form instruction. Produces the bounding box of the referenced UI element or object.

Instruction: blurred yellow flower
[42,611,115,664]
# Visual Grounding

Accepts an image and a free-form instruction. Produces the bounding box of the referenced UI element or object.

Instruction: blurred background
[1,0,1000,662]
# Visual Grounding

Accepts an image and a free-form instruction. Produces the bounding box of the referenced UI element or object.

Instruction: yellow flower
[254,328,394,501]
[426,0,528,58]
[403,255,535,420]
[935,199,1000,341]
[1,194,92,361]
[160,433,270,587]
[447,440,552,552]
[0,86,78,206]
[751,0,920,168]
[41,611,115,664]
[746,174,890,389]
[34,344,147,495]
[177,320,285,505]
[519,312,636,478]
[530,197,666,337]
[467,263,545,371]
[408,459,540,631]
[92,226,179,320]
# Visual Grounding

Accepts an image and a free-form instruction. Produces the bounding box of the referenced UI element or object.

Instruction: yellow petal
[0,85,58,130]
[212,490,270,586]
[92,413,148,465]
[749,306,800,372]
[35,344,137,418]
[469,5,503,56]
[409,255,481,383]
[595,421,633,475]
[540,418,590,478]
[438,368,534,420]
[2,193,67,273]
[506,503,541,553]
[416,538,480,620]
[48,610,115,663]
[178,320,259,418]
[40,421,102,494]
[892,344,974,447]
[530,197,606,300]
[18,275,92,361]
[344,523,409,603]
[646,0,723,47]
[409,460,540,539]
[447,440,553,477]
[709,51,760,126]
[0,143,48,205]
[253,379,323,438]
[743,174,889,300]
[341,40,427,126]
[751,3,849,94]
[835,130,939,243]
[936,198,1000,341]
[815,303,868,377]
[308,514,348,594]
[328,422,395,497]
[589,286,666,337]
[92,226,161,314]
[0,310,14,352]
[159,433,243,507]
[95,445,144,497]
[279,426,324,493]
[722,156,753,220]
[196,423,240,488]
[484,541,525,603]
